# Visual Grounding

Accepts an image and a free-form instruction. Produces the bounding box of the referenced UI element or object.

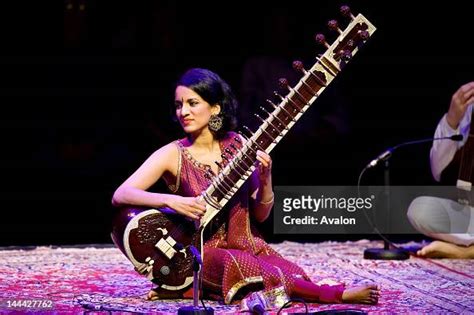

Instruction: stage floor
[0,240,473,314]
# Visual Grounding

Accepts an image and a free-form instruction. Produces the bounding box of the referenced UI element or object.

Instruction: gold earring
[208,114,223,132]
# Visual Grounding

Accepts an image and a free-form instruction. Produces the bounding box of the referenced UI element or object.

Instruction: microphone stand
[178,247,214,315]
[361,134,463,260]
[363,158,409,260]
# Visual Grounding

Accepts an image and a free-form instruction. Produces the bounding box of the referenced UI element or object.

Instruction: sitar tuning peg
[254,113,265,124]
[315,33,330,49]
[346,39,355,49]
[242,126,254,138]
[292,60,307,74]
[278,78,290,90]
[237,131,249,142]
[273,91,285,101]
[327,20,342,34]
[204,169,214,180]
[266,99,278,109]
[339,50,352,62]
[259,106,271,116]
[358,30,370,41]
[340,5,355,20]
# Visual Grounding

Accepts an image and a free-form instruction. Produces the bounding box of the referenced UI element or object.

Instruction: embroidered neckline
[177,139,224,173]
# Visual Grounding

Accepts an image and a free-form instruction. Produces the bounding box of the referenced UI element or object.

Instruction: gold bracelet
[259,192,274,205]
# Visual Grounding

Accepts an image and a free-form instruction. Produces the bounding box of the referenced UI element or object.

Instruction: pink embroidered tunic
[166,132,343,305]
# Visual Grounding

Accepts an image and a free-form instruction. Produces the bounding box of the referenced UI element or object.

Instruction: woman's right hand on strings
[164,195,206,220]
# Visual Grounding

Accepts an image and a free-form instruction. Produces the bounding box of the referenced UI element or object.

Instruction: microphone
[366,134,463,169]
[450,134,463,141]
[247,299,267,315]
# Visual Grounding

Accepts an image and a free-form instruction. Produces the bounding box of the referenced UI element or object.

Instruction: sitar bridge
[155,236,187,259]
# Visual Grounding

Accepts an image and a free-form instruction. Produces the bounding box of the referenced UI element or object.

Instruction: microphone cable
[357,164,406,253]
[277,298,308,315]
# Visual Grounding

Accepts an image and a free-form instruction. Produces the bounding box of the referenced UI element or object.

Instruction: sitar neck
[200,7,376,227]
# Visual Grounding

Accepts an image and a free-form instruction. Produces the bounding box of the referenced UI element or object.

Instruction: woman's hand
[253,150,274,222]
[164,195,206,220]
[446,81,474,129]
[256,150,272,184]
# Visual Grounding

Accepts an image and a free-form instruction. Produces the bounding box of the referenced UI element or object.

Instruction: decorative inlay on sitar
[111,5,376,298]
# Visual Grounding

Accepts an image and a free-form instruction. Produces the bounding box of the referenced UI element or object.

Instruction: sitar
[111,5,376,299]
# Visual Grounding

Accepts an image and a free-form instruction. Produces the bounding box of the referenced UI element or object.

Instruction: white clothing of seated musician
[407,82,474,258]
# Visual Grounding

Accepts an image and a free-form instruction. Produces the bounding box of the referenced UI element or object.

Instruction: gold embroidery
[275,266,289,294]
[240,286,290,311]
[177,139,213,172]
[260,286,290,309]
[224,276,264,304]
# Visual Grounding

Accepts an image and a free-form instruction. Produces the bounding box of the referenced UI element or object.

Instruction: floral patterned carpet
[0,240,473,314]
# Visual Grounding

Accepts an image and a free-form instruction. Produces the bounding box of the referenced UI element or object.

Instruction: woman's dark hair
[176,68,238,139]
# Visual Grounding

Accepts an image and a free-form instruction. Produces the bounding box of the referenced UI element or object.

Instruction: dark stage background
[1,1,473,246]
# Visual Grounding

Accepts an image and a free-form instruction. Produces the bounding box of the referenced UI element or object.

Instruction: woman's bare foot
[417,240,474,258]
[146,289,159,301]
[342,283,380,304]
